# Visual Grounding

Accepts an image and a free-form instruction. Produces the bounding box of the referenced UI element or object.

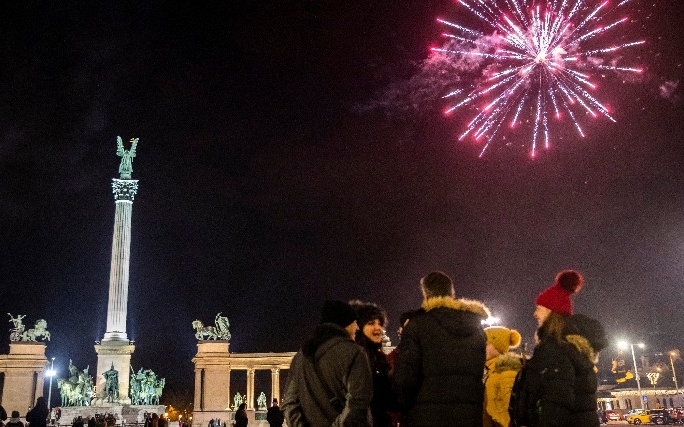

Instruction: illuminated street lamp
[46,357,56,412]
[619,341,646,409]
[670,350,682,403]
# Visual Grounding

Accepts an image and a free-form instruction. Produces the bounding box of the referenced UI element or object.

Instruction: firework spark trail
[435,0,644,156]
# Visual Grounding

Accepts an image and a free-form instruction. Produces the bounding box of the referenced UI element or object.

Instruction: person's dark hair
[238,403,246,410]
[399,310,419,327]
[541,311,571,341]
[420,271,454,298]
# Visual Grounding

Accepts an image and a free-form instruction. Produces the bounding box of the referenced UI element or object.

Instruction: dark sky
[1,0,683,407]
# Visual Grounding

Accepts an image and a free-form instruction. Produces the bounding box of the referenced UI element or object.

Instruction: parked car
[606,410,621,421]
[628,409,667,425]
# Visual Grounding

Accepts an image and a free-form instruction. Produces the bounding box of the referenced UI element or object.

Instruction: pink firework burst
[434,0,644,157]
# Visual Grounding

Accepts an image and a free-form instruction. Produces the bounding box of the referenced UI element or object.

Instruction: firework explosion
[435,0,644,157]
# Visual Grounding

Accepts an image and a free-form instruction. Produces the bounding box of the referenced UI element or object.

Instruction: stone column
[103,179,138,342]
[94,176,138,405]
[270,368,280,403]
[194,368,203,410]
[246,368,255,410]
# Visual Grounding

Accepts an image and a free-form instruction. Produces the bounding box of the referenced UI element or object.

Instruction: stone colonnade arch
[191,341,294,426]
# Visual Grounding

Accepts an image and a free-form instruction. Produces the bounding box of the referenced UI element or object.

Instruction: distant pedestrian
[393,271,490,426]
[482,326,523,427]
[6,411,23,427]
[350,300,395,427]
[510,270,608,427]
[234,403,247,427]
[265,399,284,427]
[0,405,6,427]
[25,397,48,427]
[282,300,372,426]
[72,417,84,427]
[87,417,96,427]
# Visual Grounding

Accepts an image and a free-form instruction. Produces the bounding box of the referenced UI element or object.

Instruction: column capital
[112,179,139,201]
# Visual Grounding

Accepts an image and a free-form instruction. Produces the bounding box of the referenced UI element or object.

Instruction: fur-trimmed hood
[422,296,491,319]
[493,353,523,374]
[566,334,599,364]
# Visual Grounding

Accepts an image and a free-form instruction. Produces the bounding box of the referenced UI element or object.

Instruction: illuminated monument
[93,136,139,405]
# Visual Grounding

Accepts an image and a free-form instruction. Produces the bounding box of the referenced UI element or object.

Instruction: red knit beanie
[535,270,584,315]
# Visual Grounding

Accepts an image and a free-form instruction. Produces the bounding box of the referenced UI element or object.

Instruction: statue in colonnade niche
[233,392,243,411]
[256,392,267,410]
[192,312,231,341]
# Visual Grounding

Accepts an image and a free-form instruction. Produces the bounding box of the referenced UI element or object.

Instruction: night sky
[1,0,683,408]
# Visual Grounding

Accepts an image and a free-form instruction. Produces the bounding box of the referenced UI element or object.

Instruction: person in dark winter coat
[393,271,491,427]
[234,403,248,427]
[349,300,395,427]
[25,397,48,427]
[511,270,607,427]
[266,399,284,427]
[282,300,373,427]
[6,411,23,427]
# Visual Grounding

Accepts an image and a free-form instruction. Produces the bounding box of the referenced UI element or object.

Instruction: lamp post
[670,350,682,405]
[46,357,56,413]
[619,341,645,409]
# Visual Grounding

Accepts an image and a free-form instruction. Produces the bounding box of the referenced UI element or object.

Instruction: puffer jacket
[393,296,490,427]
[485,353,523,427]
[282,323,373,427]
[511,315,606,427]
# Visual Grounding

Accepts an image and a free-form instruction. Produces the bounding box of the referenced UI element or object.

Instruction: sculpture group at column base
[59,404,166,425]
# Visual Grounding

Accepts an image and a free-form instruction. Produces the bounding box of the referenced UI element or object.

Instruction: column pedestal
[94,340,135,405]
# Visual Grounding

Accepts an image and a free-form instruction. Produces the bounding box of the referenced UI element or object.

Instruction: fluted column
[246,368,255,410]
[270,368,280,404]
[103,179,138,341]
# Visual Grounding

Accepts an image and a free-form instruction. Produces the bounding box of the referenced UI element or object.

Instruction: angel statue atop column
[116,136,139,179]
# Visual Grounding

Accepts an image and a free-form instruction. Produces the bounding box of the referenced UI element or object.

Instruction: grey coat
[282,323,373,427]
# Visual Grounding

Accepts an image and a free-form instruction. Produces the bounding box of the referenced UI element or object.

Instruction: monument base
[58,405,166,425]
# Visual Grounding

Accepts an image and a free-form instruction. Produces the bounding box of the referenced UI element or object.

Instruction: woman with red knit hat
[510,270,607,427]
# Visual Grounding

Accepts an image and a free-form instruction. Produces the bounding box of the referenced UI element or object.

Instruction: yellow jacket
[484,353,523,427]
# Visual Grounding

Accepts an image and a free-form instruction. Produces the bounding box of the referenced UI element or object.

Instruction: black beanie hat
[321,300,358,327]
[349,300,387,327]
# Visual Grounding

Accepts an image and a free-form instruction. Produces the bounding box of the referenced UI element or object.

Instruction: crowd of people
[0,269,605,427]
[282,269,607,427]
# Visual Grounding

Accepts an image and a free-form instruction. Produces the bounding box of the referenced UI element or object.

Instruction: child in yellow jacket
[483,326,523,427]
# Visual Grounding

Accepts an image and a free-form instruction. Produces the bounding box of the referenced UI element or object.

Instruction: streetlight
[46,357,56,414]
[670,350,682,404]
[619,341,645,409]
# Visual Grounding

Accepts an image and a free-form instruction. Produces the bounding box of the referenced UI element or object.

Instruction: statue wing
[130,138,138,157]
[116,136,124,156]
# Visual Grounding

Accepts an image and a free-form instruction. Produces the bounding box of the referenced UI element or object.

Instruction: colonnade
[191,341,295,422]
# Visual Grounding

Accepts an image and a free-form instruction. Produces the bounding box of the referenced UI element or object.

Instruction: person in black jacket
[25,397,48,427]
[282,300,373,427]
[393,271,491,427]
[350,300,395,427]
[234,403,248,427]
[511,270,607,427]
[265,399,284,427]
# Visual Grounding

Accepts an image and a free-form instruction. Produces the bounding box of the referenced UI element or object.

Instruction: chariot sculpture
[192,312,231,340]
[8,313,51,341]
